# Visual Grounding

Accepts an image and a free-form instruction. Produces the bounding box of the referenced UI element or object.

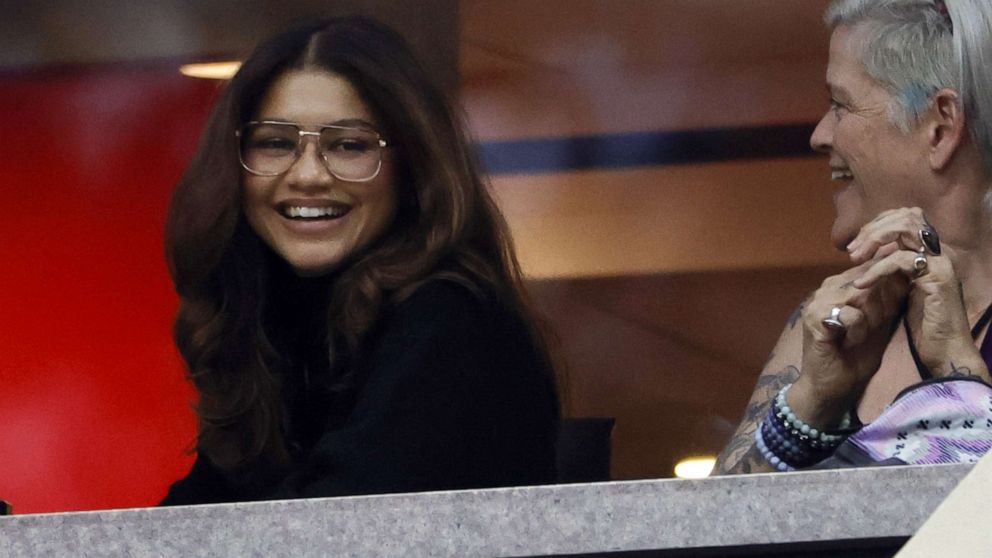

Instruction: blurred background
[0,0,847,513]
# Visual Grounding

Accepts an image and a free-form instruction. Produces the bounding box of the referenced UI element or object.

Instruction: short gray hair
[826,0,992,173]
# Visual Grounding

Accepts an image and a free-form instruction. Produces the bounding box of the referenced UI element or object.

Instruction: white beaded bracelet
[776,384,852,446]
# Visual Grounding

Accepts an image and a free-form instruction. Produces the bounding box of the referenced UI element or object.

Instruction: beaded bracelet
[775,384,851,445]
[757,383,857,470]
[764,404,826,468]
[755,423,795,472]
[761,408,805,468]
[759,412,824,469]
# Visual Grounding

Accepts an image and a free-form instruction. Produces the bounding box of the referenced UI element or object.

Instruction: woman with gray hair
[715,0,992,474]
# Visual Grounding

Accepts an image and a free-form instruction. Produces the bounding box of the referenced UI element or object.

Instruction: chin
[283,255,344,278]
[829,221,858,252]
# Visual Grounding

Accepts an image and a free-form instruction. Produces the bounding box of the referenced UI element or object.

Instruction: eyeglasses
[236,121,389,181]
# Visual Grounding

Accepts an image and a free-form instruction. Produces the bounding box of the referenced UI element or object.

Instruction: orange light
[674,456,716,479]
[179,61,241,80]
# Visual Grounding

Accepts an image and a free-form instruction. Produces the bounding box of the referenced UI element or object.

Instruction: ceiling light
[674,456,716,479]
[179,61,241,80]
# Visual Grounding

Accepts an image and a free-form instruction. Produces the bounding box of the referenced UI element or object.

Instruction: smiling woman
[715,0,992,476]
[810,23,932,252]
[240,71,398,277]
[159,16,560,505]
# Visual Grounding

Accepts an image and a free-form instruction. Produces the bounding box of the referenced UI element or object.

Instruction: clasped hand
[789,207,985,428]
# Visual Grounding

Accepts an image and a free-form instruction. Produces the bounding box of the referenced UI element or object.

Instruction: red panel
[0,63,220,513]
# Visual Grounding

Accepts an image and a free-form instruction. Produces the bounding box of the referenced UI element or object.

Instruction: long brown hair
[165,17,554,469]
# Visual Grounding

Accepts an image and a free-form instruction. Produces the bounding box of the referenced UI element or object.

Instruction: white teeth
[831,170,854,180]
[285,206,345,219]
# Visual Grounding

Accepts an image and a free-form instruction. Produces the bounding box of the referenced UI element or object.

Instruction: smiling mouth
[278,204,350,220]
[831,168,854,181]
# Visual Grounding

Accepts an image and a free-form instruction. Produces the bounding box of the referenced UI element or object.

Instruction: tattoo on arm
[714,365,800,475]
[724,445,766,475]
[949,362,975,377]
[787,303,804,329]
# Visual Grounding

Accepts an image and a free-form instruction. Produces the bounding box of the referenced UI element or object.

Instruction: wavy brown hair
[165,17,555,469]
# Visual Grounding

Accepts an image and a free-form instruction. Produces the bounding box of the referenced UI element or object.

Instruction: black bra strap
[971,301,992,338]
[906,300,992,380]
[904,314,932,380]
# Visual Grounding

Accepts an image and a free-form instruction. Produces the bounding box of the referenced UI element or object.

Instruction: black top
[160,280,560,505]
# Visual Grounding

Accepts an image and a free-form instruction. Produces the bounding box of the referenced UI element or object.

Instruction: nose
[285,134,333,188]
[810,110,834,154]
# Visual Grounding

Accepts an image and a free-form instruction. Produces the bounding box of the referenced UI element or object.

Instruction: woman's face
[809,25,929,251]
[242,69,398,276]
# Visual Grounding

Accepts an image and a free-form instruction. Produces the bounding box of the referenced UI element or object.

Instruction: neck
[266,254,335,339]
[928,186,992,317]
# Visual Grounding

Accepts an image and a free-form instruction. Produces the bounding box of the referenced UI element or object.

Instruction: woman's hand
[850,207,988,380]
[846,207,937,264]
[788,254,909,428]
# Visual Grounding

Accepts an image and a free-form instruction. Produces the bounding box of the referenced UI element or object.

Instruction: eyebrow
[327,118,378,130]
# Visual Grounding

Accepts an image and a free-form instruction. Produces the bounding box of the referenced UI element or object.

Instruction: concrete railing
[0,464,971,557]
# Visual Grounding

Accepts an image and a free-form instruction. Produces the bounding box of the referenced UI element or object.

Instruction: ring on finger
[822,305,847,332]
[913,249,929,278]
[919,223,941,255]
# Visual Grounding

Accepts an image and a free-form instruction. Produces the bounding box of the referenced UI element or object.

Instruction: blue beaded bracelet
[763,404,825,468]
[755,423,795,472]
[756,383,857,470]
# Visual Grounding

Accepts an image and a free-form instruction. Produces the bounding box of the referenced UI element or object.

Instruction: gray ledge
[0,464,970,557]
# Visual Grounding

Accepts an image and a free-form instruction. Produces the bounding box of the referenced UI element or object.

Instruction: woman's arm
[713,302,804,475]
[715,254,909,474]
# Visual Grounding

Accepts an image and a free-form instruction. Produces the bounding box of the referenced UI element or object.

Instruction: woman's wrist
[787,375,860,430]
[923,340,988,378]
[932,354,990,379]
[755,382,856,471]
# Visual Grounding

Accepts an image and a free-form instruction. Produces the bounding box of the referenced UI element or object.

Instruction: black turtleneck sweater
[160,279,560,505]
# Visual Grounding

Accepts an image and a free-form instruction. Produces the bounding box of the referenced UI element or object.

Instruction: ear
[926,88,966,171]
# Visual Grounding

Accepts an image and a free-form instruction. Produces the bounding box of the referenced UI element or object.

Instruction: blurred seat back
[556,417,615,483]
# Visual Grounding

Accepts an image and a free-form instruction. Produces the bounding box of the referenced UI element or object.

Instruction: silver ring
[914,250,929,277]
[919,224,941,255]
[822,306,846,331]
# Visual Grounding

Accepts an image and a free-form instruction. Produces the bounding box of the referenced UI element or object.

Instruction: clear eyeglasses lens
[238,122,384,181]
